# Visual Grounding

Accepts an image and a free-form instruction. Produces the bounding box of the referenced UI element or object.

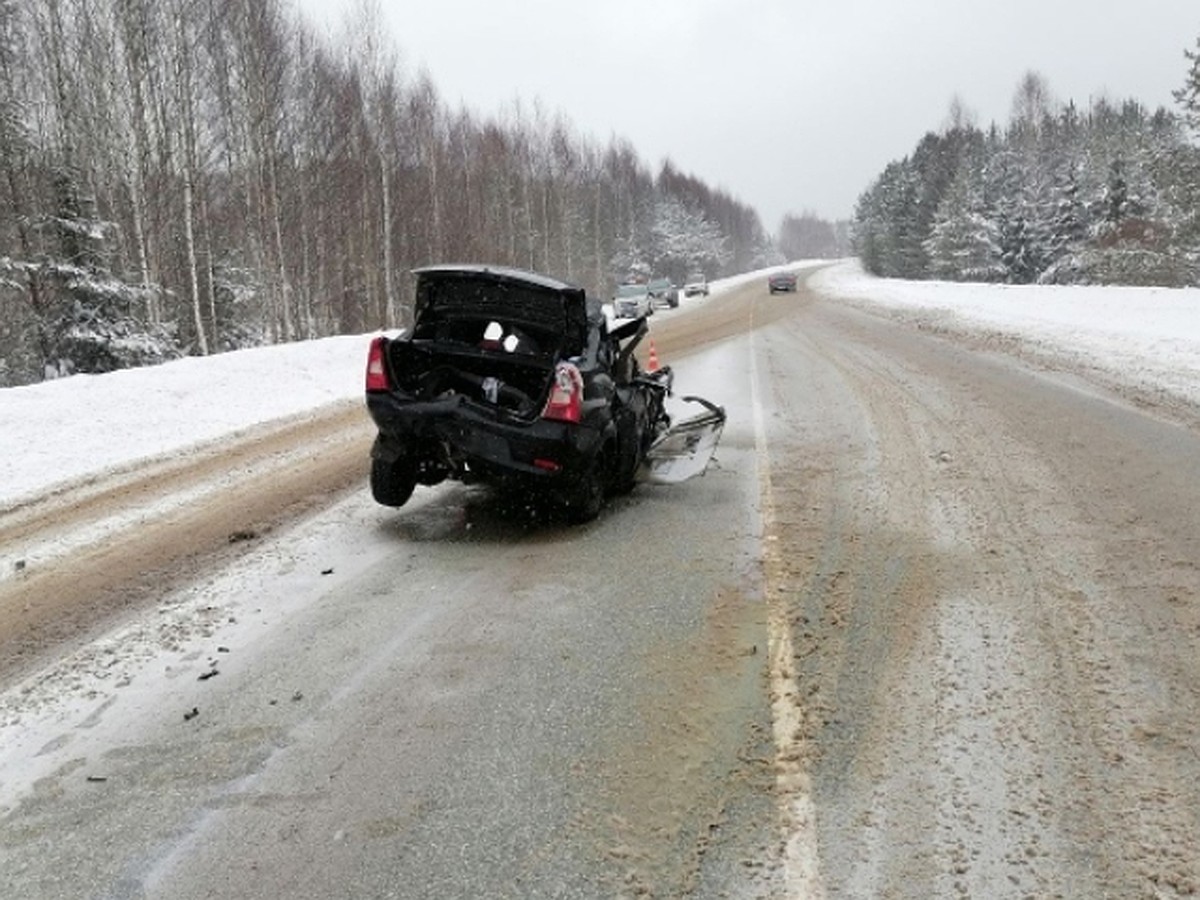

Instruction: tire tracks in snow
[749,294,826,898]
[0,402,372,684]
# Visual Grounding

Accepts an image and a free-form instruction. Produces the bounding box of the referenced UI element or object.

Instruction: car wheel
[610,411,640,496]
[565,453,606,524]
[370,457,417,507]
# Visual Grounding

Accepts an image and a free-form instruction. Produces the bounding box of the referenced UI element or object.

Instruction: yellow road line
[749,299,826,898]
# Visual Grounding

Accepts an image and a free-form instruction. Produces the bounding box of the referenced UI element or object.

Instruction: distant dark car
[647,277,679,309]
[768,271,798,293]
[365,265,725,523]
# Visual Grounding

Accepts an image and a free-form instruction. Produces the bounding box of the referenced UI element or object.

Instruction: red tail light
[542,362,583,423]
[365,336,390,392]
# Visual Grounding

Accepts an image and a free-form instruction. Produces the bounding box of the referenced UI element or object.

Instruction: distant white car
[613,283,654,318]
[683,273,709,297]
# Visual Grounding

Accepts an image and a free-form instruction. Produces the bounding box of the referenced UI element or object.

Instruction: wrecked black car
[364,265,724,523]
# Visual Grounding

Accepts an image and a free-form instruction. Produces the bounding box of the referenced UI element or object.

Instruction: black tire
[370,457,417,507]
[565,454,606,524]
[610,410,640,496]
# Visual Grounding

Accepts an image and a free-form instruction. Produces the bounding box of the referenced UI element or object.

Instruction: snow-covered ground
[0,335,370,510]
[2,258,1197,509]
[810,259,1200,413]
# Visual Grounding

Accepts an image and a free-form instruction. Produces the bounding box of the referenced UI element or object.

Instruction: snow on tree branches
[854,58,1200,288]
[0,0,768,387]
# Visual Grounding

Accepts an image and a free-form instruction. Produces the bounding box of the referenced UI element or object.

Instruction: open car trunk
[386,335,557,420]
[386,266,592,420]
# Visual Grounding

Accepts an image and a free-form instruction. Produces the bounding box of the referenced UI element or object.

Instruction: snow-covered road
[4,259,1197,512]
[2,262,1200,897]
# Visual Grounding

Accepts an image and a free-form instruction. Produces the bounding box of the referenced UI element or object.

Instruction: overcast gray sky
[297,1,1199,232]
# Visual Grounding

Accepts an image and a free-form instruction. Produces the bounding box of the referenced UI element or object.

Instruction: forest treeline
[853,44,1200,288]
[776,211,851,263]
[0,0,780,386]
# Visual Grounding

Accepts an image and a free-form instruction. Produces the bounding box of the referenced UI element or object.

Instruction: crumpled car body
[365,265,724,522]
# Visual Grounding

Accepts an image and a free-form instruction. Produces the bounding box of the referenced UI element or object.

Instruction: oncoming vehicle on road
[768,271,798,293]
[365,265,725,523]
[683,272,709,297]
[613,282,654,319]
[648,278,680,309]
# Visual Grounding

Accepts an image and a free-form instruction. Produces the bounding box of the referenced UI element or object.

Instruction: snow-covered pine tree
[209,256,267,352]
[1037,163,1090,283]
[852,183,886,275]
[999,212,1035,283]
[1170,34,1200,282]
[35,166,178,377]
[909,130,961,275]
[984,147,1037,284]
[1151,144,1200,285]
[924,162,1004,282]
[1068,138,1193,287]
[1036,106,1090,282]
[857,62,1200,288]
[1103,156,1130,228]
[880,160,925,278]
[1173,35,1200,135]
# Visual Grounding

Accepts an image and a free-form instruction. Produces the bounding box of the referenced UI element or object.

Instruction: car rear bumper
[367,391,603,484]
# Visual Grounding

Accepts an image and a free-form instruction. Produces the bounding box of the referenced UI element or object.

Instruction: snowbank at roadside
[0,335,371,508]
[810,259,1200,410]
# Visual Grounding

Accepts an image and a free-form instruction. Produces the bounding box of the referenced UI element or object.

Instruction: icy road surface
[3,266,1200,897]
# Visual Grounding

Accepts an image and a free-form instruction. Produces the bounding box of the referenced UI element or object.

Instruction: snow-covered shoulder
[0,334,374,509]
[810,260,1200,411]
